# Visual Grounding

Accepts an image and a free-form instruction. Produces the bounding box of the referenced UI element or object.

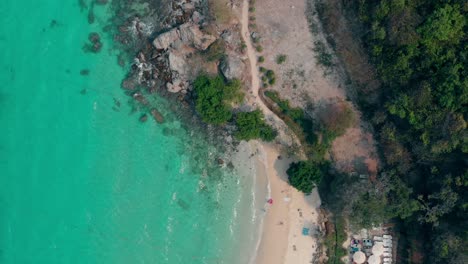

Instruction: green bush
[265,69,275,79]
[235,109,277,141]
[258,56,265,63]
[287,161,326,194]
[194,75,243,125]
[268,77,276,85]
[276,54,287,64]
[256,45,263,52]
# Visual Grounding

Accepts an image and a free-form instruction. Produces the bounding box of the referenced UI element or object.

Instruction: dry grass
[208,0,234,24]
[314,0,380,102]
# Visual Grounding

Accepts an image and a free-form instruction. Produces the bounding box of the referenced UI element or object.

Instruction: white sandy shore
[250,142,321,264]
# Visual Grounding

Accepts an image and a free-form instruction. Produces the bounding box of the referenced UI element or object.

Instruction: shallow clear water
[0,1,258,263]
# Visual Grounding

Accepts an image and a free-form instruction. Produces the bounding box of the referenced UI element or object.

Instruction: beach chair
[383,234,392,239]
[373,236,383,241]
[383,252,392,257]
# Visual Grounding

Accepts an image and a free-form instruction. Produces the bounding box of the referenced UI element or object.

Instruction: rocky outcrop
[168,52,188,77]
[178,23,216,50]
[150,22,216,93]
[152,29,180,50]
[152,23,215,51]
[220,55,245,80]
[167,78,187,93]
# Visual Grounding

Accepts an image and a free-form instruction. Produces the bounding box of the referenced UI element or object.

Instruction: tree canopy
[287,161,326,194]
[193,75,243,125]
[234,109,277,142]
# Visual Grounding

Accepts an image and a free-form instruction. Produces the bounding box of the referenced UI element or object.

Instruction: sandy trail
[240,0,274,117]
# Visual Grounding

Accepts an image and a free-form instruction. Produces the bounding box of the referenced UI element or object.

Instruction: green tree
[234,109,277,141]
[193,75,243,125]
[287,161,325,194]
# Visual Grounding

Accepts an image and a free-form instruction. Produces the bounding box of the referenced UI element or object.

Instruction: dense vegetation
[194,75,243,125]
[316,0,467,263]
[234,109,277,141]
[287,160,327,194]
[194,75,276,142]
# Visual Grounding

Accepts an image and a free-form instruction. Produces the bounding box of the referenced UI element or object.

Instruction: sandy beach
[250,142,321,264]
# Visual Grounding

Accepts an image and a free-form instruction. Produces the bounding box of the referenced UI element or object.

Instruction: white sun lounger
[383,234,392,239]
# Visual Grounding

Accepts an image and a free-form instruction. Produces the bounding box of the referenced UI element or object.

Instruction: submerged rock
[121,78,137,91]
[139,114,148,123]
[80,69,90,76]
[84,32,102,53]
[150,108,165,123]
[132,92,149,105]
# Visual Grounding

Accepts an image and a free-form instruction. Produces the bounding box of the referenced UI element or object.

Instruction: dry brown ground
[252,0,380,177]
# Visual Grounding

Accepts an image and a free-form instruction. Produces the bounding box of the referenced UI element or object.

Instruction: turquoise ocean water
[0,1,260,263]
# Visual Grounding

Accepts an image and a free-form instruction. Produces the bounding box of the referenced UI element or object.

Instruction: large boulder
[220,56,245,80]
[153,23,216,51]
[153,28,180,50]
[168,51,188,77]
[179,24,216,50]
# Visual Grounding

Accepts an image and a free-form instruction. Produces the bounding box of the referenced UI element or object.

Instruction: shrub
[276,54,287,64]
[194,75,244,125]
[258,56,265,63]
[235,109,277,141]
[205,39,226,62]
[259,66,266,73]
[317,100,356,138]
[265,69,275,79]
[287,161,326,194]
[268,77,276,85]
[256,45,263,52]
[313,40,333,67]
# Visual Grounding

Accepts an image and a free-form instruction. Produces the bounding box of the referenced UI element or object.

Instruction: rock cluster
[121,0,217,96]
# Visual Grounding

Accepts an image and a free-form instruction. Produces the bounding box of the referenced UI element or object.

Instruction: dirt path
[240,0,304,154]
[241,0,271,115]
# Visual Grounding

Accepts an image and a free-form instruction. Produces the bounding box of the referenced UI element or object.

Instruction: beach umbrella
[368,254,381,264]
[372,243,384,256]
[352,251,366,264]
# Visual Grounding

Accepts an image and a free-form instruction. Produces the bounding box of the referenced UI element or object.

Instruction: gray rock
[220,55,245,80]
[168,52,188,77]
[179,24,216,51]
[153,23,216,51]
[153,28,180,50]
[167,78,186,93]
[191,11,203,24]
